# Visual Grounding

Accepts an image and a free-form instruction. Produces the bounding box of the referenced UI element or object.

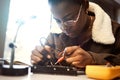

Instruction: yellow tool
[85,65,120,80]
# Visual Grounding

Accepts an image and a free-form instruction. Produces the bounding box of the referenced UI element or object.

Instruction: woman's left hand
[64,46,94,68]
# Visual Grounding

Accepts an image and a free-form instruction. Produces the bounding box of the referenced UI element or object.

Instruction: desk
[0,73,93,80]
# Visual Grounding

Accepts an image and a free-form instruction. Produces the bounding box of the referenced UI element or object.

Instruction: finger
[44,45,55,58]
[47,54,52,59]
[35,46,44,52]
[35,46,46,58]
[66,55,82,63]
[35,45,53,59]
[35,45,51,53]
[31,60,36,64]
[66,56,85,68]
[32,50,43,58]
[65,46,79,56]
[57,51,63,58]
[69,47,83,57]
[72,61,85,68]
[31,54,42,63]
[44,45,52,52]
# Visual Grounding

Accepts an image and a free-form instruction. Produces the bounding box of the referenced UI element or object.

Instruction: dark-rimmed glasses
[58,5,82,27]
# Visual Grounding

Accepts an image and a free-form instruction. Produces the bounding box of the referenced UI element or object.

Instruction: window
[4,0,52,65]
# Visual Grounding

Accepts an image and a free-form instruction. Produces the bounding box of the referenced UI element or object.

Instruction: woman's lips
[65,31,73,36]
[63,28,75,36]
[64,30,77,37]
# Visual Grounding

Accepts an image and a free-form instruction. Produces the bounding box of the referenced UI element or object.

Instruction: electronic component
[31,65,85,76]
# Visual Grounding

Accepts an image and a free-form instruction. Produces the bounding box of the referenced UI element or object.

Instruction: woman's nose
[61,24,70,30]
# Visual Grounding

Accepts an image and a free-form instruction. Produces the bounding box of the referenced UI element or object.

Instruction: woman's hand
[31,45,52,64]
[64,46,94,68]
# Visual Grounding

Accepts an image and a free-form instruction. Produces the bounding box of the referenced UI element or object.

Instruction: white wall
[3,0,52,64]
[0,0,10,57]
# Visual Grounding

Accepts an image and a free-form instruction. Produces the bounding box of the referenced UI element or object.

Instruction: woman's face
[51,2,86,38]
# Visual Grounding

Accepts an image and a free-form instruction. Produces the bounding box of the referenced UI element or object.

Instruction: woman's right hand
[31,45,52,64]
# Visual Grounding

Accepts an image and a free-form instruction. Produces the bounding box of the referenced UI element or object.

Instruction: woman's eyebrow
[62,11,74,20]
[53,11,75,21]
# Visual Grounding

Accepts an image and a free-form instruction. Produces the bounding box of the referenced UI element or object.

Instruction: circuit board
[31,65,85,76]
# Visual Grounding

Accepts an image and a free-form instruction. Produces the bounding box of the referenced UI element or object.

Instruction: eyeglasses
[58,5,82,27]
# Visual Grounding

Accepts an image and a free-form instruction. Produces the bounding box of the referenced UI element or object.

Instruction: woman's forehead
[51,2,79,18]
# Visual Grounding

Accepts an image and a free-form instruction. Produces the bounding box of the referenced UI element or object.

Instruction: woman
[31,0,120,68]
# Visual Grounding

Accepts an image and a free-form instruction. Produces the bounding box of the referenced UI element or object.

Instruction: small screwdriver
[54,49,66,65]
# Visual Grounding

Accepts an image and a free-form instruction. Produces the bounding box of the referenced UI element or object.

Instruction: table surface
[0,73,93,80]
